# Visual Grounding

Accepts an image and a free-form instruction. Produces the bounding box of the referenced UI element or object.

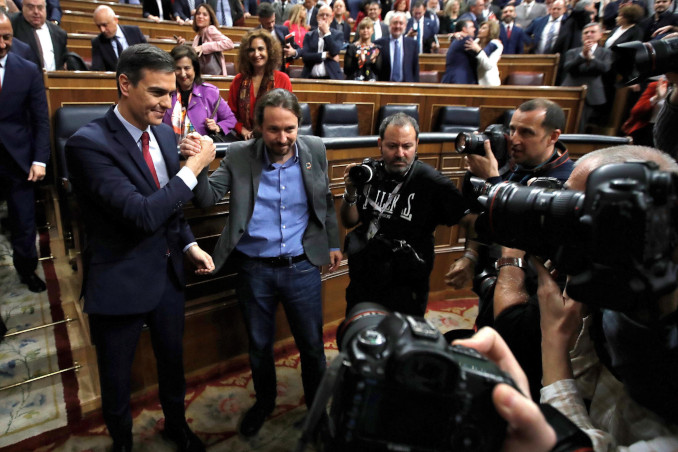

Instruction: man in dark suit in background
[0,11,49,292]
[406,0,439,53]
[186,88,342,437]
[66,44,215,452]
[10,0,67,70]
[458,0,484,36]
[561,23,612,132]
[206,0,246,26]
[441,19,477,84]
[301,4,344,79]
[357,0,389,41]
[91,5,146,71]
[257,2,300,71]
[13,0,60,24]
[525,0,567,54]
[10,34,39,64]
[375,12,419,82]
[500,5,529,54]
[173,0,204,24]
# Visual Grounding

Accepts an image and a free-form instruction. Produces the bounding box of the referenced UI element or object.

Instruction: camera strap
[366,181,404,241]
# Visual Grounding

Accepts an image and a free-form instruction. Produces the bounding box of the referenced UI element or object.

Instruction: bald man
[91,5,146,71]
[300,4,344,79]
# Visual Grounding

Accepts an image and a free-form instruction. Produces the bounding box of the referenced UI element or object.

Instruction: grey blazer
[192,135,341,271]
[515,1,548,29]
[561,46,612,106]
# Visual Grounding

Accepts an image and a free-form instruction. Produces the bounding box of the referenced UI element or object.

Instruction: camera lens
[348,164,374,186]
[455,132,470,153]
[337,302,390,351]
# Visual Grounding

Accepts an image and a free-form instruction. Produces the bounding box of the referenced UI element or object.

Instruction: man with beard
[341,113,470,316]
[499,4,529,54]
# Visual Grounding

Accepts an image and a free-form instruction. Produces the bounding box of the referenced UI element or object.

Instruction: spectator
[10,0,67,70]
[173,0,204,25]
[439,0,460,34]
[467,20,503,85]
[0,0,20,13]
[441,19,477,84]
[227,29,292,140]
[604,3,645,49]
[515,0,548,29]
[284,4,309,47]
[639,0,678,40]
[206,0,247,26]
[500,4,530,54]
[356,0,389,40]
[330,0,351,43]
[344,17,383,79]
[303,0,319,28]
[176,3,235,75]
[525,0,566,54]
[621,76,668,146]
[406,0,440,53]
[301,4,345,79]
[458,0,485,35]
[91,5,147,72]
[384,0,410,25]
[374,12,420,82]
[602,0,647,31]
[163,45,236,139]
[13,0,59,23]
[654,71,678,158]
[142,0,177,22]
[257,2,301,71]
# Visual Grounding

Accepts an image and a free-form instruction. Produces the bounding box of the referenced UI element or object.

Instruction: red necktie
[507,24,512,39]
[141,131,160,188]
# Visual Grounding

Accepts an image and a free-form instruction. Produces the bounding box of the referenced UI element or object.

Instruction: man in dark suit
[406,0,439,53]
[515,0,548,29]
[375,12,419,82]
[206,0,246,26]
[303,0,318,29]
[91,5,146,72]
[66,44,215,452]
[10,0,66,70]
[356,0,389,41]
[187,88,341,437]
[13,0,60,24]
[458,0,484,36]
[525,0,567,54]
[257,1,300,71]
[0,11,49,292]
[10,35,38,64]
[441,19,477,84]
[499,4,529,54]
[301,4,344,79]
[640,0,678,40]
[173,0,205,23]
[561,23,613,132]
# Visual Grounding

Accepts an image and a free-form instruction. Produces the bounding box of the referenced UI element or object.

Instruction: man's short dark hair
[517,98,565,132]
[254,88,301,126]
[258,2,275,18]
[378,112,420,140]
[412,0,426,9]
[116,44,174,97]
[455,19,471,32]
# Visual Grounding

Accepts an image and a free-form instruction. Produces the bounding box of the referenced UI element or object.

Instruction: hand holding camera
[465,137,500,179]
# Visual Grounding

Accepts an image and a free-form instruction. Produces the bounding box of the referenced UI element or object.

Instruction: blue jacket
[441,36,477,84]
[301,28,345,79]
[499,22,529,54]
[374,36,420,83]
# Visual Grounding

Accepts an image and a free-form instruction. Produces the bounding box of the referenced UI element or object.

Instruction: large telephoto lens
[455,132,486,155]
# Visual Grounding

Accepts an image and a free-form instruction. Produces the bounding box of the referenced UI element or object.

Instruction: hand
[328,250,342,272]
[240,127,254,140]
[318,20,330,35]
[466,139,500,179]
[176,35,186,45]
[244,11,251,18]
[184,19,193,26]
[184,135,216,176]
[652,25,678,38]
[179,133,202,158]
[454,328,557,452]
[148,14,161,22]
[582,41,594,59]
[656,78,669,99]
[175,16,185,25]
[406,28,417,38]
[194,45,203,57]
[284,44,297,58]
[431,41,440,53]
[27,164,46,182]
[342,163,359,196]
[370,47,380,62]
[332,53,340,62]
[205,118,220,133]
[444,257,475,289]
[186,244,216,275]
[464,39,481,53]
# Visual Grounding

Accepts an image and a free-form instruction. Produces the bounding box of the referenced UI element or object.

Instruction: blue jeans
[236,256,326,408]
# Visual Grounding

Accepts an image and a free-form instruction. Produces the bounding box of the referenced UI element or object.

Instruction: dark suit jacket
[525,14,570,54]
[500,22,529,54]
[14,0,61,23]
[561,46,613,106]
[192,135,341,271]
[301,28,344,80]
[10,14,68,69]
[640,10,678,41]
[374,36,419,83]
[65,108,195,315]
[91,25,147,72]
[0,52,50,174]
[9,37,40,66]
[406,16,438,53]
[173,0,205,19]
[441,36,477,84]
[142,0,174,20]
[206,0,244,25]
[330,18,351,43]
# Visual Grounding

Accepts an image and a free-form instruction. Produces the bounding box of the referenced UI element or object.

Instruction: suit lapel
[100,35,117,69]
[296,138,315,208]
[250,140,265,205]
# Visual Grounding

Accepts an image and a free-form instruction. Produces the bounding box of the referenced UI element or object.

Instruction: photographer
[502,145,678,450]
[340,113,470,316]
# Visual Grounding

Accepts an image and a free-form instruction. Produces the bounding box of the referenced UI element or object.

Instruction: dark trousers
[0,145,38,277]
[89,265,187,443]
[235,256,326,409]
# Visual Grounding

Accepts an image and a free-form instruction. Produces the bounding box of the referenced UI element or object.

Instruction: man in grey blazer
[561,23,612,132]
[515,0,548,29]
[187,89,342,437]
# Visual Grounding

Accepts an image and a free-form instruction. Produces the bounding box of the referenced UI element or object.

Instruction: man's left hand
[445,257,474,289]
[466,139,499,179]
[328,250,342,272]
[28,164,46,182]
[186,244,216,275]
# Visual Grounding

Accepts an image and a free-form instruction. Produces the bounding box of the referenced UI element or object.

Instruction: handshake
[181,132,216,176]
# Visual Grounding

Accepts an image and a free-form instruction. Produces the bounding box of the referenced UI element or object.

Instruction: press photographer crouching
[475,145,678,450]
[340,113,472,316]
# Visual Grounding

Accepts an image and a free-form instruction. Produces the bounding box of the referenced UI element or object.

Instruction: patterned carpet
[26,297,478,451]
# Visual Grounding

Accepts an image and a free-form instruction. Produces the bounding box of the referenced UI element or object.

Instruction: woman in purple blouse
[163,45,237,140]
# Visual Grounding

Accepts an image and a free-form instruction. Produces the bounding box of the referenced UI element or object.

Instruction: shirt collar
[0,54,7,67]
[115,26,125,39]
[263,142,300,168]
[113,105,151,145]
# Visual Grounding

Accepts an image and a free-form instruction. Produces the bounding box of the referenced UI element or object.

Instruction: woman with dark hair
[163,45,236,139]
[465,20,503,86]
[344,18,382,80]
[228,29,293,140]
[605,3,644,49]
[176,3,235,75]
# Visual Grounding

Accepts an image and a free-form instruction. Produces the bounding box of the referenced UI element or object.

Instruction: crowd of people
[2,0,678,450]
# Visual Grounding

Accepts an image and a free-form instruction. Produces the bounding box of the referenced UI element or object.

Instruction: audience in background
[11,0,67,70]
[384,0,410,25]
[172,0,199,25]
[406,0,440,53]
[622,76,669,146]
[91,5,147,72]
[176,3,235,75]
[228,29,292,140]
[163,45,236,140]
[640,0,678,40]
[344,17,382,80]
[284,4,309,47]
[331,0,352,44]
[515,0,548,29]
[499,4,529,54]
[257,2,300,71]
[13,0,60,24]
[439,0,460,33]
[301,4,345,79]
[458,0,485,36]
[142,0,176,22]
[468,20,503,86]
[525,0,567,54]
[206,0,247,26]
[602,0,647,30]
[357,1,389,40]
[441,19,477,84]
[374,12,420,82]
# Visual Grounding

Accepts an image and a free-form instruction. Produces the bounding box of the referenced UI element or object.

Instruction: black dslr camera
[613,37,678,84]
[455,124,510,172]
[474,161,678,312]
[314,303,517,452]
[348,158,385,186]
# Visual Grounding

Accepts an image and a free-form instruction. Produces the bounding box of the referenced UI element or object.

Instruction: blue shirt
[236,144,309,258]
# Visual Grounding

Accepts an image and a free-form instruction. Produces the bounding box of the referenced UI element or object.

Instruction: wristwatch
[495,257,525,270]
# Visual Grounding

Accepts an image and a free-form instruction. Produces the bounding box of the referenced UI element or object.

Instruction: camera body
[348,158,386,187]
[474,161,678,311]
[614,37,678,83]
[326,303,516,452]
[455,124,510,171]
